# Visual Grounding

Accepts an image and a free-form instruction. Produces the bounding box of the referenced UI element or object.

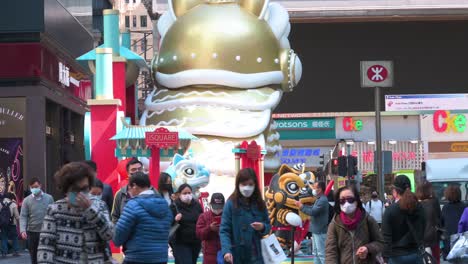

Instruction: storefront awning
[426,158,468,182]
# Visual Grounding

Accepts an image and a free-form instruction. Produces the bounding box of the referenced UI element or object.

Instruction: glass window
[125,0,129,3]
[125,16,130,28]
[133,0,137,3]
[140,15,147,28]
[132,15,137,28]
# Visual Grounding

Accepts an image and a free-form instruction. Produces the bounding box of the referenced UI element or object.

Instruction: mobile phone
[213,216,221,225]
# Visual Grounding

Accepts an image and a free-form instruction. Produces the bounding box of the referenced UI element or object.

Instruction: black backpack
[0,201,12,226]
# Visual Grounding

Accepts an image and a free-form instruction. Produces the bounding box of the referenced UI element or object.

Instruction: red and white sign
[360,61,393,88]
[145,127,179,148]
[367,65,388,82]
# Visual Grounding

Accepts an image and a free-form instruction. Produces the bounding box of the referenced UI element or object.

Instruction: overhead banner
[385,94,468,111]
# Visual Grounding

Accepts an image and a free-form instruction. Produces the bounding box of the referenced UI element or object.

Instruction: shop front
[269,116,337,183]
[0,0,93,198]
[0,98,26,203]
[421,110,468,202]
[336,115,424,194]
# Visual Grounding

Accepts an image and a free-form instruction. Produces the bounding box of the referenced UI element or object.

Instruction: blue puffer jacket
[220,198,270,264]
[113,192,173,263]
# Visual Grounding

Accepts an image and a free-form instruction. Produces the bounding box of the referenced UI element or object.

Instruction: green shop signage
[276,118,335,130]
[275,118,336,140]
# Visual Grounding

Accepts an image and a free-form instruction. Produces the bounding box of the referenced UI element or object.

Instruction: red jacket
[196,211,221,264]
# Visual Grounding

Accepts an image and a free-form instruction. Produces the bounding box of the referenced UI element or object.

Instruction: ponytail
[399,188,418,212]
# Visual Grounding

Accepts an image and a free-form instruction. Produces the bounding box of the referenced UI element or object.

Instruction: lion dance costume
[265,164,316,249]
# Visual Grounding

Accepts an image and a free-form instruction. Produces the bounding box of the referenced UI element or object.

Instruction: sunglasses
[339,197,356,205]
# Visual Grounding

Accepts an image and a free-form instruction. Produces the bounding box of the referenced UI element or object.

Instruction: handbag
[260,234,287,264]
[169,203,180,241]
[406,217,437,264]
[447,231,468,261]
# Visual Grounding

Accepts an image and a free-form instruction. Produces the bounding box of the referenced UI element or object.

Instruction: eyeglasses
[339,197,356,205]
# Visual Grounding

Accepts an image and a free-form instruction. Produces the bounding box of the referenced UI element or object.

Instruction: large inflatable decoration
[141,0,302,175]
[165,154,210,197]
[265,164,315,249]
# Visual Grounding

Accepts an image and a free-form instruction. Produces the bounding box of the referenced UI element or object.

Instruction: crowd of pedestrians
[1,160,468,264]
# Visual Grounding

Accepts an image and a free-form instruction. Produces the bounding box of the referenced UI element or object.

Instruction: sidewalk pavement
[0,251,30,264]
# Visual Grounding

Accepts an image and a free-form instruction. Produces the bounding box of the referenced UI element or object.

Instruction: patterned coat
[37,198,114,264]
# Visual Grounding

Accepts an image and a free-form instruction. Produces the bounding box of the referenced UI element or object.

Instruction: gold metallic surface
[103,9,119,15]
[96,48,113,54]
[155,4,281,74]
[87,99,122,106]
[239,0,266,17]
[171,0,203,17]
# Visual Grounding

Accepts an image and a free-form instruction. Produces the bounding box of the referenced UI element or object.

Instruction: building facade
[0,0,93,200]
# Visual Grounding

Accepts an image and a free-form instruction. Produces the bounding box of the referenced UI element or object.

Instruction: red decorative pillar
[126,84,136,124]
[145,127,179,188]
[237,141,265,194]
[88,100,121,182]
[112,59,126,111]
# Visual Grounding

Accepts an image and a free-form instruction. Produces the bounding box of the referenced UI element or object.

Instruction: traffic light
[338,156,347,176]
[347,156,358,177]
[331,158,338,175]
[319,154,325,167]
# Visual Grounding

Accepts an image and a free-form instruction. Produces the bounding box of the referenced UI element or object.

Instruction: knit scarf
[339,208,363,230]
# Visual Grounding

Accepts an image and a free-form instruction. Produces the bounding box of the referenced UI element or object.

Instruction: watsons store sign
[276,119,335,130]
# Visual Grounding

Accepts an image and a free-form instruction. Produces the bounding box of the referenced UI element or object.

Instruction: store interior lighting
[410,140,419,144]
[345,140,354,145]
[367,141,375,145]
[389,140,397,145]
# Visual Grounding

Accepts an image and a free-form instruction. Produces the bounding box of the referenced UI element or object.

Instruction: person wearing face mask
[37,162,113,264]
[114,172,172,264]
[170,183,203,264]
[325,186,384,264]
[196,193,225,264]
[220,168,271,264]
[158,172,174,206]
[382,175,426,264]
[295,181,329,264]
[19,177,54,264]
[365,191,385,228]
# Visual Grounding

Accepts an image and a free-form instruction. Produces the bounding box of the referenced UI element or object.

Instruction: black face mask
[161,183,173,192]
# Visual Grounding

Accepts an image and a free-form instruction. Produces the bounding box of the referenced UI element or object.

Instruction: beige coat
[326,211,384,264]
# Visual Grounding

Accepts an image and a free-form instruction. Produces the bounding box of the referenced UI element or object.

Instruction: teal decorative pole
[95,48,113,99]
[103,9,120,56]
[121,29,131,49]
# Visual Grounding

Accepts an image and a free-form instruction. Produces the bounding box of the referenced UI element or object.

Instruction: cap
[210,193,225,210]
[393,175,411,191]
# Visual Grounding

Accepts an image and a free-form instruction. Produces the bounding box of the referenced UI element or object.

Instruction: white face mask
[181,194,193,203]
[312,189,318,196]
[239,186,255,198]
[340,202,357,215]
[90,194,102,200]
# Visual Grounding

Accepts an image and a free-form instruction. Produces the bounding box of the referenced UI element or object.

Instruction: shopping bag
[447,231,468,261]
[261,234,287,264]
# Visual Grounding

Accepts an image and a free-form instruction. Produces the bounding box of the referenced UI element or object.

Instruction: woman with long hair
[325,186,384,264]
[220,168,270,264]
[170,183,203,264]
[382,175,426,264]
[416,181,441,264]
[158,172,174,206]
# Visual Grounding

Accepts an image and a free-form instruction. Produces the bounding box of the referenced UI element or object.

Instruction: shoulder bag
[406,217,437,264]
